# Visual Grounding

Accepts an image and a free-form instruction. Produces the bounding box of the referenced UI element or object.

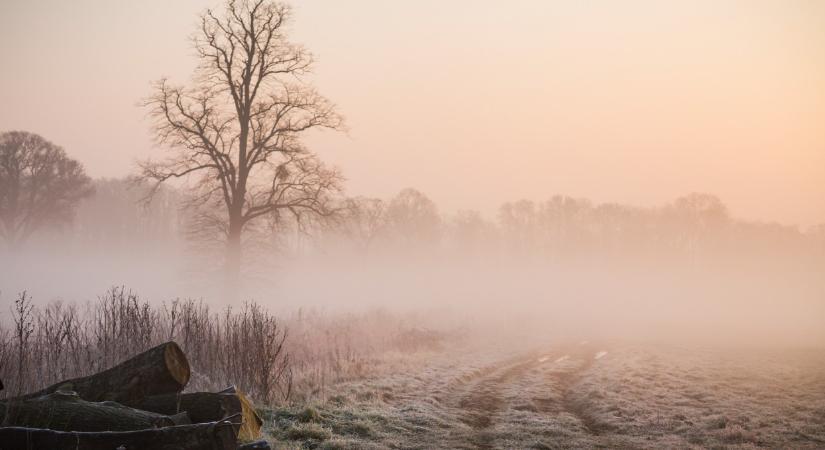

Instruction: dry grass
[4,290,823,449]
[572,345,825,448]
[0,288,448,406]
[261,340,825,449]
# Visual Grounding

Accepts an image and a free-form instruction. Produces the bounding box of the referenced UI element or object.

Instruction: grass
[0,288,447,405]
[258,340,825,449]
[282,423,332,441]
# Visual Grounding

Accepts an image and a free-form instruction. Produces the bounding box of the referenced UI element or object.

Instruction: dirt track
[370,341,609,449]
[268,341,825,449]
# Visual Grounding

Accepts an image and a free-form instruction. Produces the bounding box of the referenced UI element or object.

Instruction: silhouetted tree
[450,209,497,256]
[668,193,729,257]
[141,0,344,291]
[385,189,441,247]
[589,202,647,255]
[498,200,538,255]
[335,197,387,252]
[0,131,93,249]
[538,195,593,255]
[672,193,728,227]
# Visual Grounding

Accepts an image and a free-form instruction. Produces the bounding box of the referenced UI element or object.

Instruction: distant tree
[74,178,182,250]
[0,131,93,249]
[589,202,650,256]
[498,200,537,254]
[668,193,729,256]
[538,195,593,254]
[385,188,441,246]
[499,200,536,229]
[140,0,344,289]
[450,209,497,256]
[336,197,387,252]
[672,193,728,227]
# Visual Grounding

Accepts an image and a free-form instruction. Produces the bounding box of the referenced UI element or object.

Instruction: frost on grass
[260,341,825,449]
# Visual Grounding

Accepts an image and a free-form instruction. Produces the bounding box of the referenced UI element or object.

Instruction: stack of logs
[0,342,270,450]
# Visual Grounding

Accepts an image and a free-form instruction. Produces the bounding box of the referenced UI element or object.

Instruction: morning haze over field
[2,0,824,226]
[0,1,824,449]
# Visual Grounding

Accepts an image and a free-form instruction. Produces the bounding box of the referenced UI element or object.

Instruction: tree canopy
[0,131,93,248]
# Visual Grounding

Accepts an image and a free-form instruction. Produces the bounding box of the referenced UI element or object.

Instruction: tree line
[2,162,822,265]
[2,0,823,289]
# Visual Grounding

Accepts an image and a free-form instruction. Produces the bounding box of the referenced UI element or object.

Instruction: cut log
[133,392,240,424]
[0,390,185,432]
[0,421,237,450]
[20,341,190,406]
[218,385,264,441]
[134,387,262,440]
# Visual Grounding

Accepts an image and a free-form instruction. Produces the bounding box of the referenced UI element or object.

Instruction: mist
[1,1,824,447]
[3,183,823,349]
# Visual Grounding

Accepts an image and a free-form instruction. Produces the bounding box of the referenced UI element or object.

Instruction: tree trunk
[224,219,243,300]
[19,341,190,406]
[0,391,187,431]
[133,388,262,441]
[0,421,238,450]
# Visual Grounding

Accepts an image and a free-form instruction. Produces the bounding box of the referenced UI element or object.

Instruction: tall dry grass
[0,288,434,405]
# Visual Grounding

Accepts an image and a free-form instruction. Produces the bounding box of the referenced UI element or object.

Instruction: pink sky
[1,0,823,226]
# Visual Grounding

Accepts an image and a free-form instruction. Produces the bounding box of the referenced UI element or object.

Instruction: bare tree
[450,209,497,256]
[0,131,93,249]
[141,0,344,289]
[498,199,538,255]
[337,197,387,252]
[385,188,441,247]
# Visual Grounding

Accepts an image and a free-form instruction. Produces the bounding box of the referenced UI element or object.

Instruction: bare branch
[140,0,344,279]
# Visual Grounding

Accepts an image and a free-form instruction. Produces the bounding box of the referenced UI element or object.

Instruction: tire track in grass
[344,343,606,449]
[537,343,611,436]
[451,352,551,448]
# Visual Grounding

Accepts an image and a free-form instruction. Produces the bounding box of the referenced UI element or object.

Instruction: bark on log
[20,341,190,406]
[134,387,262,440]
[0,391,185,431]
[0,421,237,450]
[134,392,240,424]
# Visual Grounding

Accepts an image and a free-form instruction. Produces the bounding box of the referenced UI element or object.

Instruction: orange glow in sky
[1,0,823,226]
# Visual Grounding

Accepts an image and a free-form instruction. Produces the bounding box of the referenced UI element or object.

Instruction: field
[2,292,823,449]
[265,337,825,449]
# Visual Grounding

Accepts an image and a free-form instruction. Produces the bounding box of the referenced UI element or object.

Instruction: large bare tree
[0,131,93,249]
[141,0,344,288]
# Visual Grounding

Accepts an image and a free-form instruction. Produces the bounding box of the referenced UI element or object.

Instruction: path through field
[266,340,825,449]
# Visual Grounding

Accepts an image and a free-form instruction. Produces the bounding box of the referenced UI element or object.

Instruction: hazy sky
[1,0,823,226]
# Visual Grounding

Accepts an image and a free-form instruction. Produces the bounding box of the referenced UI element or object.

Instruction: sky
[1,0,823,227]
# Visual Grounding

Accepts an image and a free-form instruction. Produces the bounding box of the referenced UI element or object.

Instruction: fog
[1,0,824,226]
[1,0,824,354]
[2,183,823,349]
[4,4,825,448]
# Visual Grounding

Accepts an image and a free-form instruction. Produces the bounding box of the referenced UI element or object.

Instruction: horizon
[1,0,823,227]
[1,2,825,448]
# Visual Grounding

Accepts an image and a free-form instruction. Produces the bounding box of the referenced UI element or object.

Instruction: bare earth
[265,340,825,449]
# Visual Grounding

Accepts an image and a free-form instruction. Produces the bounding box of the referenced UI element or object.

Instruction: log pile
[0,342,270,450]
